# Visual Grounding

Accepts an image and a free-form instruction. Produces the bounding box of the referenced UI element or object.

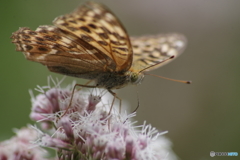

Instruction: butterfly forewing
[53,2,133,72]
[11,26,110,79]
[130,33,187,72]
[11,2,133,80]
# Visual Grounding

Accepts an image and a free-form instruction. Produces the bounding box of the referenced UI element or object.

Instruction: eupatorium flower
[0,77,178,160]
[0,126,48,160]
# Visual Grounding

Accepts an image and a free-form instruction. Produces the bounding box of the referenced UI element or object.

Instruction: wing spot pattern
[80,26,91,33]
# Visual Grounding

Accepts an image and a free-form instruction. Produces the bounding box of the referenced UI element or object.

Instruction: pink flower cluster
[0,126,48,160]
[0,78,177,160]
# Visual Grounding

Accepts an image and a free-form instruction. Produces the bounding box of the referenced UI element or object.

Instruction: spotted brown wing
[130,33,187,72]
[53,2,133,72]
[11,2,133,80]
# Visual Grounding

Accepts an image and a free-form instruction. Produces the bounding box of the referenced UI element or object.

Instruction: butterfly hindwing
[130,33,187,72]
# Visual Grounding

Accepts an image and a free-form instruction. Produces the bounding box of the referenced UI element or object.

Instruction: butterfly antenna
[145,73,191,84]
[139,56,175,73]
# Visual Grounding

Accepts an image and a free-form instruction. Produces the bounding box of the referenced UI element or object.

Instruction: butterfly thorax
[95,71,144,89]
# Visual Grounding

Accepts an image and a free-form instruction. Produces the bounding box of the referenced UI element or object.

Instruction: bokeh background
[1,0,240,159]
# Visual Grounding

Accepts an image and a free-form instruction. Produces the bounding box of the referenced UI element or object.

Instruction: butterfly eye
[130,72,144,85]
[130,72,138,83]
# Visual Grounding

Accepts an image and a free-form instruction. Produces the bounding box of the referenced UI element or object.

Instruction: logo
[210,151,215,157]
[210,151,238,157]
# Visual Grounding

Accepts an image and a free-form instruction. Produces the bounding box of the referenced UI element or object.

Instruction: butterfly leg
[107,89,122,115]
[62,82,97,117]
[131,86,140,113]
[106,89,121,130]
[74,80,94,93]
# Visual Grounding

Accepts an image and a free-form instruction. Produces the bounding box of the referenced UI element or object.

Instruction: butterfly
[11,2,187,105]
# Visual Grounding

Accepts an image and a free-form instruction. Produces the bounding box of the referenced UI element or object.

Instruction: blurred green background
[1,0,240,159]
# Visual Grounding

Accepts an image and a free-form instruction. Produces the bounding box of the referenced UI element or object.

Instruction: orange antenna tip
[186,81,192,84]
